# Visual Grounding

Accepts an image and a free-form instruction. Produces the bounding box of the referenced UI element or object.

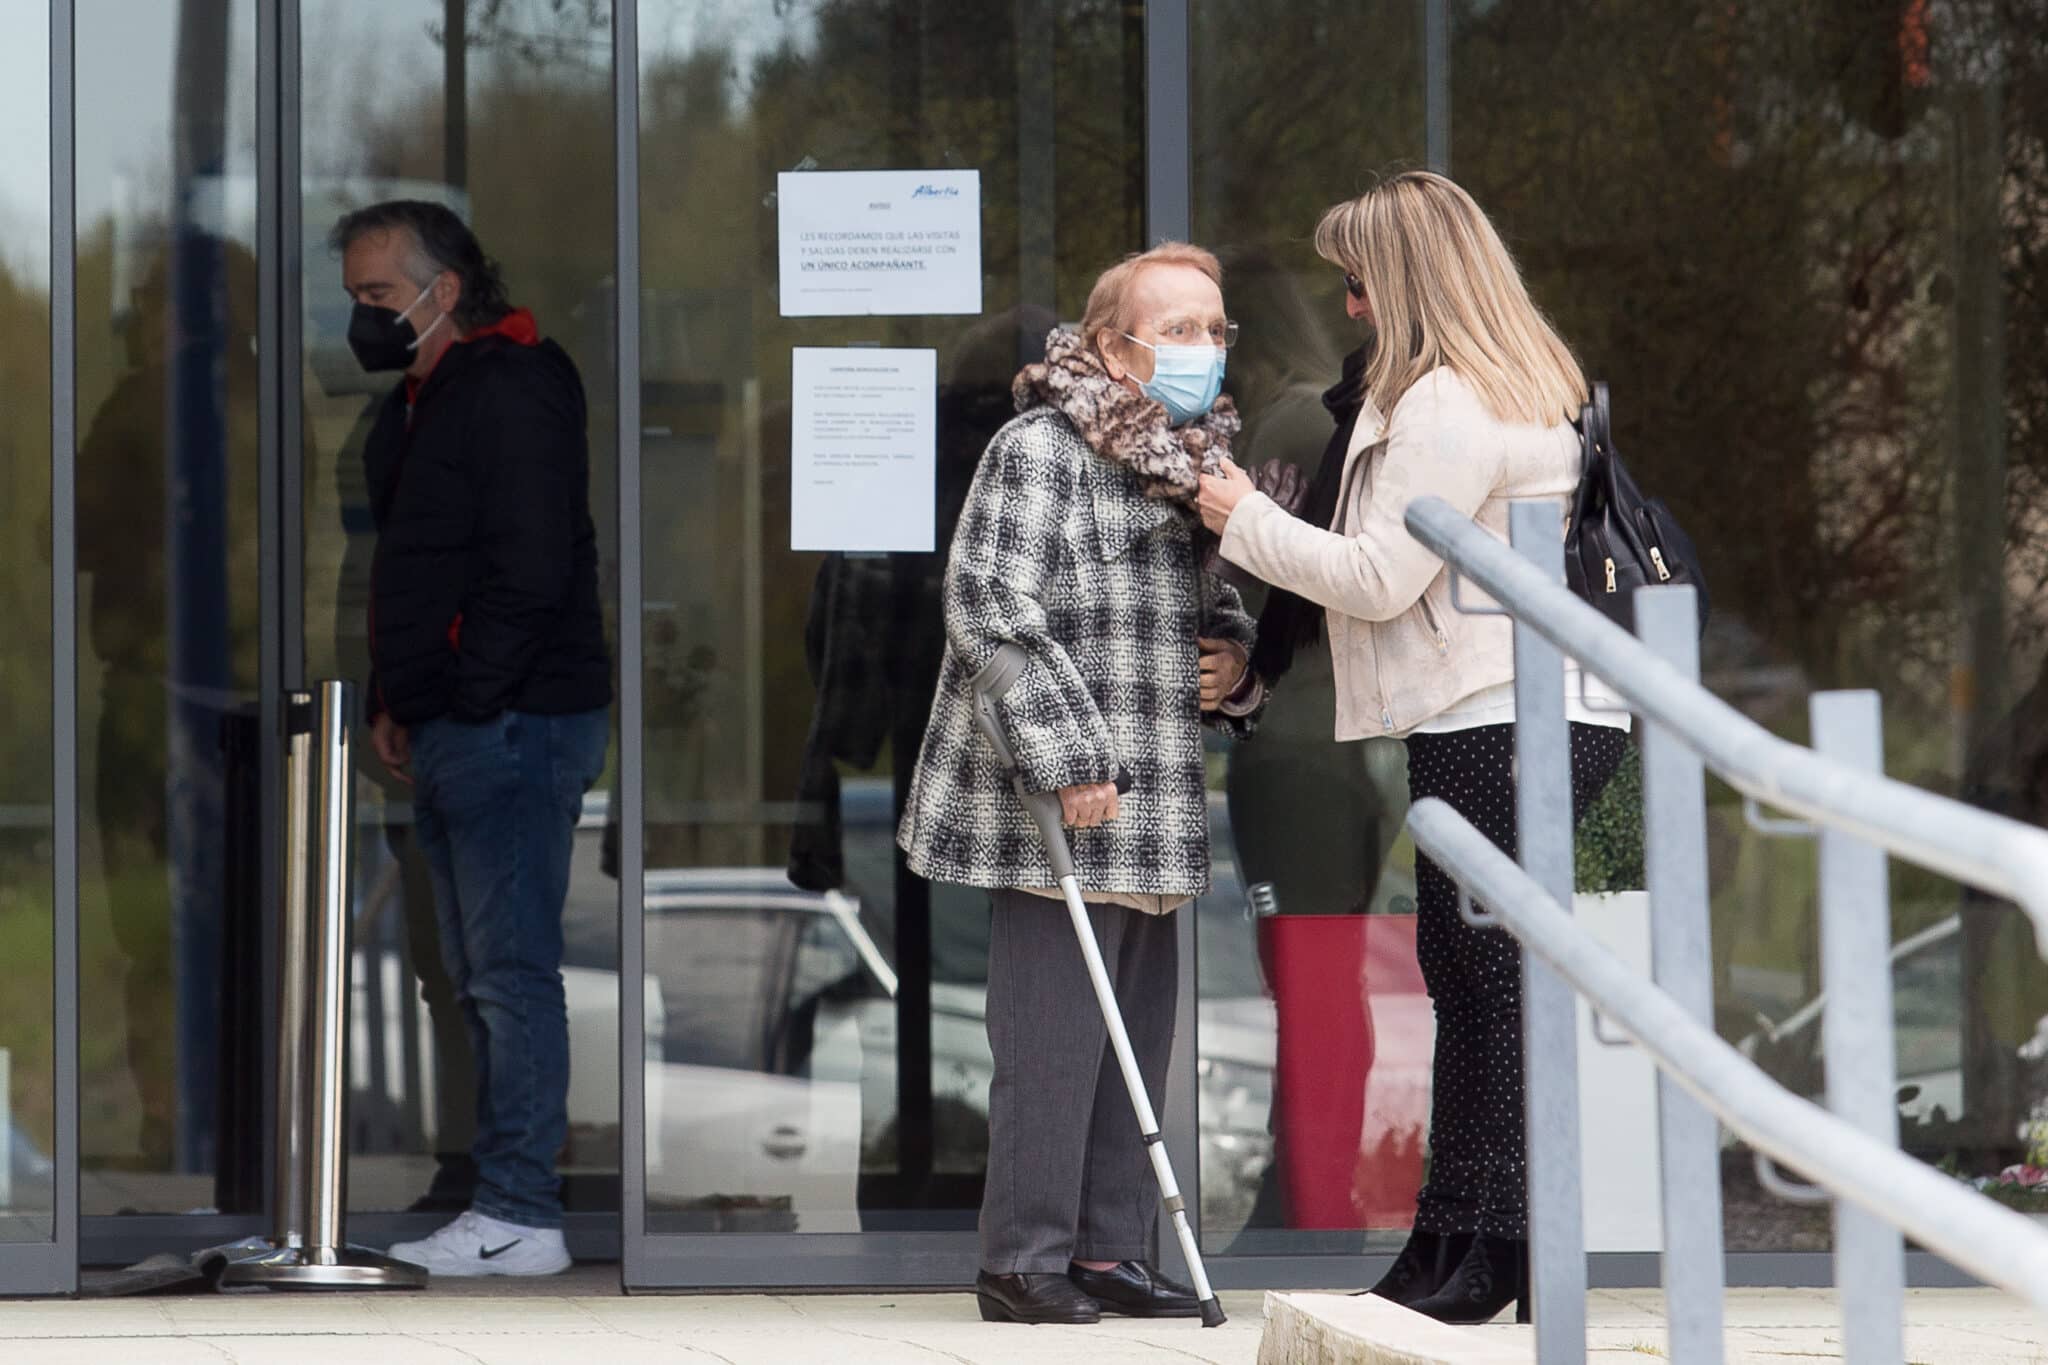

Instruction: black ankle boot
[1357,1228,1472,1306]
[1406,1234,1529,1324]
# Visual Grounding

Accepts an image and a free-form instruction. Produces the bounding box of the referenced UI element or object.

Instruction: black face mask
[348,281,444,373]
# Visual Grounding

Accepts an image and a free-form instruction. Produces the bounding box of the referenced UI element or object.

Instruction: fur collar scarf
[1012,329,1239,506]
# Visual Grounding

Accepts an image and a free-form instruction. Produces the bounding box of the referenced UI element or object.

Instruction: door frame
[1,0,80,1298]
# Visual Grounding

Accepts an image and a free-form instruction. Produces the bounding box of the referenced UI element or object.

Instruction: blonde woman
[1197,172,1629,1325]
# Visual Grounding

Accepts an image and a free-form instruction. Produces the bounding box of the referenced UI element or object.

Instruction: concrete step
[1257,1292,1530,1365]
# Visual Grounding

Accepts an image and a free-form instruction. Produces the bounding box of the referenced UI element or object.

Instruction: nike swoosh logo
[478,1241,522,1260]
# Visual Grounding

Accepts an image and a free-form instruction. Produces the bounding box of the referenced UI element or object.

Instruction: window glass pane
[74,0,259,1216]
[1196,0,2048,1259]
[295,0,621,1220]
[636,0,1143,1235]
[0,0,56,1246]
[1191,0,1426,1259]
[1451,0,2048,1255]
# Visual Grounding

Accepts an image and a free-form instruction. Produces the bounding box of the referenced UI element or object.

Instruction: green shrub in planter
[1575,744,1645,894]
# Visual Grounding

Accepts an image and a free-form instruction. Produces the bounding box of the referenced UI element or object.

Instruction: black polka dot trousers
[1404,720,1629,1240]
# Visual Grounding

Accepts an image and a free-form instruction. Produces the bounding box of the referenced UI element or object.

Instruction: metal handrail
[1405,495,2048,956]
[1407,797,2048,1313]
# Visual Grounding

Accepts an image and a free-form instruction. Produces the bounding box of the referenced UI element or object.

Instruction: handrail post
[1407,796,2048,1318]
[1401,495,2048,952]
[1810,691,1904,1360]
[1634,586,1725,1364]
[1507,500,1585,1360]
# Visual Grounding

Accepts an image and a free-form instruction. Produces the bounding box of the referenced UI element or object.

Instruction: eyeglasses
[1151,317,1241,349]
[1343,272,1366,301]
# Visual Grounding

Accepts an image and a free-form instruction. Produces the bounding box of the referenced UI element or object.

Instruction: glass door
[291,0,623,1244]
[622,0,1148,1287]
[69,0,264,1233]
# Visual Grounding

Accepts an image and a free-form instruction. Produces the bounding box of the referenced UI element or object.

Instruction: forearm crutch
[969,643,1227,1328]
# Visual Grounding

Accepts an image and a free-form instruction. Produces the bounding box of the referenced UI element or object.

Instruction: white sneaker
[387,1209,571,1277]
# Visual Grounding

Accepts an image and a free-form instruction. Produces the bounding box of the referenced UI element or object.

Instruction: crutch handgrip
[969,644,1077,882]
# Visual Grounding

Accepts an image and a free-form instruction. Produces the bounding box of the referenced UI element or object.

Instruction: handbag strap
[1574,381,1612,520]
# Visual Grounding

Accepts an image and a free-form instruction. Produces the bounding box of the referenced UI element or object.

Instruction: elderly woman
[899,242,1264,1326]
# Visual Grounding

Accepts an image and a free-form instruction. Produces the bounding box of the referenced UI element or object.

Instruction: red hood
[466,307,540,347]
[407,308,540,400]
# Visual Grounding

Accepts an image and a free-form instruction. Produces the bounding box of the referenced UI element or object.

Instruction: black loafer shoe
[1067,1260,1202,1318]
[975,1271,1102,1324]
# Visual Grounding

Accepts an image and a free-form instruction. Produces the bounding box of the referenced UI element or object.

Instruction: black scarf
[1249,343,1374,683]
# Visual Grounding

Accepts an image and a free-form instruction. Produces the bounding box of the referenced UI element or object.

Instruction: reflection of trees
[629,1,1147,1208]
[308,0,2048,1178]
[1199,1,2048,1159]
[73,231,263,1172]
[1447,0,2048,1158]
[0,258,56,1160]
[0,263,54,802]
[627,0,1143,866]
[331,0,1146,853]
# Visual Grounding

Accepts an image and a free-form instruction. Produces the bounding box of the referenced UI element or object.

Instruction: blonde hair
[1314,172,1586,426]
[1081,241,1224,357]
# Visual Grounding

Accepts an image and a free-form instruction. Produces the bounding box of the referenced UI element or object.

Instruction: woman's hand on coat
[1197,637,1248,712]
[1058,782,1121,829]
[1197,458,1258,535]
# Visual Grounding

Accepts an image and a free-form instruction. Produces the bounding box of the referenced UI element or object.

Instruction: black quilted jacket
[363,332,611,726]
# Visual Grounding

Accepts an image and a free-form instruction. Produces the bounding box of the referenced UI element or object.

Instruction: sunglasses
[1343,271,1366,301]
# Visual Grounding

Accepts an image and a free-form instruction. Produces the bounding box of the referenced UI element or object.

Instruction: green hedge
[1575,744,1645,894]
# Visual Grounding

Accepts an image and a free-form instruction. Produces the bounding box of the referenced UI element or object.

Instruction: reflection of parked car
[353,842,901,1230]
[353,786,1318,1232]
[621,870,897,1230]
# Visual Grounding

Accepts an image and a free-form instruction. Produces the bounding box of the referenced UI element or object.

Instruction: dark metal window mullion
[254,0,281,1228]
[1144,0,1201,1281]
[51,0,81,1296]
[1424,0,1450,174]
[279,0,304,693]
[254,0,304,1231]
[613,0,648,1291]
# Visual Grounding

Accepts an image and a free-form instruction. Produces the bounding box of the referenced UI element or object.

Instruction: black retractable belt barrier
[215,704,266,1215]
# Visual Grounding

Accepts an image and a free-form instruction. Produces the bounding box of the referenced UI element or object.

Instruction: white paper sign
[791,347,937,553]
[778,170,983,317]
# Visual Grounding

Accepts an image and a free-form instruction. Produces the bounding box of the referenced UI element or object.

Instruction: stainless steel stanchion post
[222,682,425,1289]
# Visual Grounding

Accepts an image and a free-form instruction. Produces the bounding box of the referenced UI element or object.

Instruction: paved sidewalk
[1552,1287,2048,1363]
[0,1281,2039,1363]
[1,1284,1268,1365]
[1277,1288,2048,1363]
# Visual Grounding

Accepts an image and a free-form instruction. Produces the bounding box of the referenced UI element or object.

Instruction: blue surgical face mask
[1122,333,1225,426]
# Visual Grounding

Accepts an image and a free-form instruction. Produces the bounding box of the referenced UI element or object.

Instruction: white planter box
[1574,890,1664,1253]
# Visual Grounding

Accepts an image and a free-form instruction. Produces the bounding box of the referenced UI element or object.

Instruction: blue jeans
[409,707,610,1229]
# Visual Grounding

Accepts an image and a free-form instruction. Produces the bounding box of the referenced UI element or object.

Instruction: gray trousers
[981,888,1178,1274]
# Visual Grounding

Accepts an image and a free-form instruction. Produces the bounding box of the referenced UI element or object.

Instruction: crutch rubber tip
[1199,1297,1228,1328]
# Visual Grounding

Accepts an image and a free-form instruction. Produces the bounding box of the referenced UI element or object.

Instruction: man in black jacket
[335,201,611,1277]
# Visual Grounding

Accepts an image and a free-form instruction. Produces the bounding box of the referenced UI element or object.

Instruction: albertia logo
[912,184,961,199]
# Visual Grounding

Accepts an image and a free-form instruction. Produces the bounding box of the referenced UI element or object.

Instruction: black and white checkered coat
[898,405,1261,897]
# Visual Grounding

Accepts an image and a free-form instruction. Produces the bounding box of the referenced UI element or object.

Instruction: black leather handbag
[1564,382,1708,631]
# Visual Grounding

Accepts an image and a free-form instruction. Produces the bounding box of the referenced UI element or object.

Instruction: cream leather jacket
[1219,366,1581,740]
